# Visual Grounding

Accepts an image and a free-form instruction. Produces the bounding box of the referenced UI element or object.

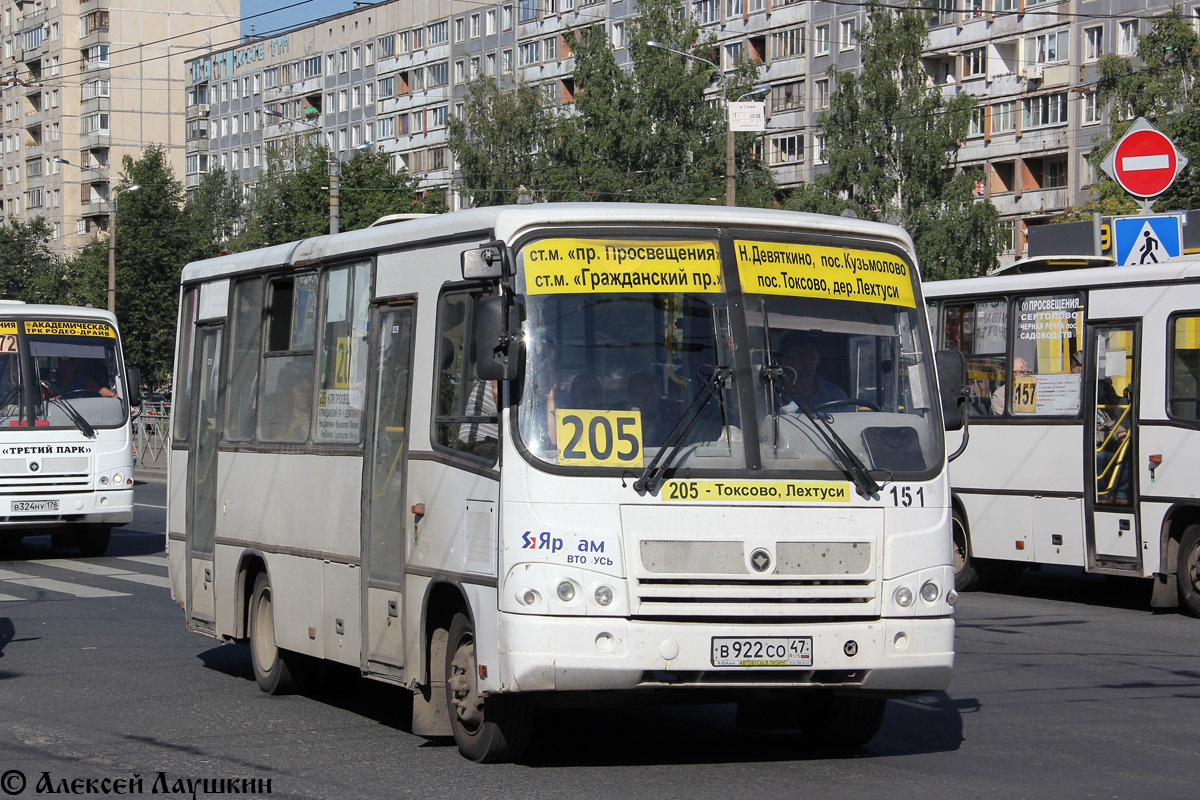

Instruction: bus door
[1086,322,1141,571]
[361,303,416,676]
[186,325,222,631]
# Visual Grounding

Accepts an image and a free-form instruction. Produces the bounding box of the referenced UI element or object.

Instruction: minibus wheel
[797,692,887,748]
[76,525,110,558]
[952,509,980,591]
[1178,526,1200,617]
[249,573,312,694]
[445,612,533,762]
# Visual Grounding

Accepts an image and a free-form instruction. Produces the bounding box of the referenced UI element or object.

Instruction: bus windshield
[515,234,941,479]
[0,321,127,429]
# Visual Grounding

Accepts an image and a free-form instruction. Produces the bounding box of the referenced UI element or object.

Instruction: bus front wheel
[445,612,533,762]
[1178,525,1200,617]
[76,526,110,558]
[952,509,980,591]
[249,573,312,695]
[797,693,887,748]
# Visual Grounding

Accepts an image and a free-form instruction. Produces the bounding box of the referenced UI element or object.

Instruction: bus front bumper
[0,488,133,530]
[496,613,953,694]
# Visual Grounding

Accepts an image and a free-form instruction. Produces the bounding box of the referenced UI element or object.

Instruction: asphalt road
[0,478,1197,799]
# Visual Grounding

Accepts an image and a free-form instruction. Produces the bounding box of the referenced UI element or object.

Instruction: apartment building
[0,0,238,253]
[185,0,1181,263]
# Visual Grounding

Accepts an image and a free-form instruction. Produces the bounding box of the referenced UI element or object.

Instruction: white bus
[926,256,1200,616]
[0,303,138,556]
[168,204,963,762]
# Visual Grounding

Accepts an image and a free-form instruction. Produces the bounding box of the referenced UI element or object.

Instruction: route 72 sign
[1101,117,1189,199]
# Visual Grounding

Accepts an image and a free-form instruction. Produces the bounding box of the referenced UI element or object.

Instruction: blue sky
[240,0,357,37]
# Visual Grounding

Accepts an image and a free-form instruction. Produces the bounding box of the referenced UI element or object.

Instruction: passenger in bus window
[777,331,848,409]
[990,357,1030,415]
[458,379,498,449]
[1096,376,1131,503]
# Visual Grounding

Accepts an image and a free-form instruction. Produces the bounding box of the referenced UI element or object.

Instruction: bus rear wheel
[76,526,110,558]
[1178,525,1200,617]
[249,573,312,695]
[445,612,532,762]
[797,692,888,748]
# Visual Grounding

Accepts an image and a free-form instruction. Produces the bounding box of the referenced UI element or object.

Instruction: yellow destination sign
[662,479,852,502]
[735,240,915,308]
[0,321,17,335]
[523,238,723,295]
[24,320,115,338]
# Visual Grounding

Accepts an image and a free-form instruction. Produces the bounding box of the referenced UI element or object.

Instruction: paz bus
[167,203,964,762]
[926,255,1200,615]
[0,303,138,556]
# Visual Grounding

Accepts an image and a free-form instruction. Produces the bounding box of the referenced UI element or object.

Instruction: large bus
[926,256,1200,616]
[0,303,138,556]
[168,204,963,762]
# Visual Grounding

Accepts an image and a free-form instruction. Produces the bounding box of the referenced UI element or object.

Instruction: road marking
[135,502,166,509]
[30,559,170,589]
[118,555,168,568]
[0,592,23,602]
[0,568,128,598]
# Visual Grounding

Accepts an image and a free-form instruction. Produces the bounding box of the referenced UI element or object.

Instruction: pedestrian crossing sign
[1112,213,1184,266]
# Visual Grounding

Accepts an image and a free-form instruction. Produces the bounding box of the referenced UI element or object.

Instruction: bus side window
[258,273,317,443]
[1169,314,1200,420]
[225,277,263,442]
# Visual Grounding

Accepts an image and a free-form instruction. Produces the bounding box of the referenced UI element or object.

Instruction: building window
[305,55,321,77]
[502,49,513,74]
[963,46,986,78]
[814,134,827,165]
[815,24,830,55]
[772,134,803,163]
[1022,92,1068,128]
[379,115,395,139]
[486,9,497,34]
[378,35,395,58]
[1028,30,1069,64]
[992,100,1016,133]
[1119,21,1138,55]
[379,76,394,97]
[771,26,804,60]
[519,41,541,66]
[1081,91,1101,124]
[770,80,804,112]
[724,41,742,68]
[427,61,449,87]
[429,21,448,45]
[503,5,513,29]
[815,78,830,110]
[839,18,856,50]
[1084,26,1103,61]
[612,22,625,50]
[519,0,539,22]
[969,106,986,137]
[454,17,465,42]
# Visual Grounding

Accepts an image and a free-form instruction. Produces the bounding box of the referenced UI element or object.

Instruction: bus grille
[0,456,91,492]
[634,540,878,618]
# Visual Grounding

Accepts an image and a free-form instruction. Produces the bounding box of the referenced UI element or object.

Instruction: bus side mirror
[127,367,142,408]
[461,241,508,280]
[935,350,967,432]
[474,295,522,382]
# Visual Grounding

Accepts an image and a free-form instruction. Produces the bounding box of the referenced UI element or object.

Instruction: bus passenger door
[362,303,416,676]
[186,326,222,631]
[1086,323,1141,572]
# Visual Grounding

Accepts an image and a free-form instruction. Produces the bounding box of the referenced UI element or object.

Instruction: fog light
[99,475,110,486]
[556,581,576,602]
[946,590,959,608]
[594,585,613,606]
[521,589,540,606]
[99,495,109,507]
[894,586,914,608]
[920,581,940,603]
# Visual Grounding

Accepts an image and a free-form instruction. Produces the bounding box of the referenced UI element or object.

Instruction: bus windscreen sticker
[23,321,116,337]
[0,321,17,336]
[555,409,643,467]
[735,241,915,308]
[522,239,723,295]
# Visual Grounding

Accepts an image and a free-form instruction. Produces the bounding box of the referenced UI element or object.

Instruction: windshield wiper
[39,381,96,438]
[632,366,730,495]
[760,363,880,499]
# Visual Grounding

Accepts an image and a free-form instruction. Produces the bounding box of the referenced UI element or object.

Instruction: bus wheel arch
[235,551,268,641]
[951,500,980,592]
[247,569,313,694]
[1153,505,1200,611]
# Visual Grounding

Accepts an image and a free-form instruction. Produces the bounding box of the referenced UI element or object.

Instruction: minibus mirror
[461,242,507,280]
[127,367,142,408]
[474,295,521,382]
[935,349,967,432]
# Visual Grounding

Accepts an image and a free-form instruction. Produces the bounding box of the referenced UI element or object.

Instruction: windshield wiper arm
[761,365,880,499]
[633,366,730,495]
[40,381,96,438]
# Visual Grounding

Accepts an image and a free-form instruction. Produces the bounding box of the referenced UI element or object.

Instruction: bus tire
[445,612,533,762]
[249,573,311,695]
[952,509,980,591]
[77,526,111,558]
[1177,525,1200,617]
[798,693,887,748]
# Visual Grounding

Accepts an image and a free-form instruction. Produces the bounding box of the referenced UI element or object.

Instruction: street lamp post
[264,109,341,235]
[646,40,735,207]
[108,185,141,313]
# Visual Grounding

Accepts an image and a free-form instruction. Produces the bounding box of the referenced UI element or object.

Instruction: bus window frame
[430,282,501,468]
[1165,309,1200,428]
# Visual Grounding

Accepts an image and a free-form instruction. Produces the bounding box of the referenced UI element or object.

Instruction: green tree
[63,242,108,309]
[786,0,999,279]
[0,217,67,302]
[112,144,188,383]
[183,167,243,260]
[234,142,331,249]
[446,75,557,206]
[338,146,443,230]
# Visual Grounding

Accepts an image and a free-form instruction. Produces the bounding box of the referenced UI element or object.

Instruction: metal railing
[133,402,170,472]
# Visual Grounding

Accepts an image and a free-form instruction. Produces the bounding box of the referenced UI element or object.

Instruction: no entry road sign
[1101,117,1189,199]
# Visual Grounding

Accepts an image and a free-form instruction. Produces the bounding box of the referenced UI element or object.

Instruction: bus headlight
[894,586,914,608]
[594,585,613,606]
[99,476,110,486]
[520,589,541,607]
[920,581,940,603]
[113,472,124,486]
[556,581,576,602]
